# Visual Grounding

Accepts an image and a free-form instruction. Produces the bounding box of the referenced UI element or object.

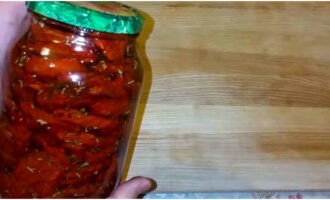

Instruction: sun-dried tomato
[10,152,65,198]
[85,148,115,164]
[0,170,14,198]
[0,5,142,197]
[53,108,119,130]
[36,90,71,110]
[95,157,117,190]
[26,55,86,78]
[30,22,72,44]
[0,125,16,166]
[11,83,35,101]
[33,132,69,165]
[71,44,99,64]
[27,41,73,57]
[62,161,103,186]
[91,98,130,117]
[3,90,16,112]
[7,123,31,155]
[26,41,99,64]
[56,183,103,198]
[54,130,98,151]
[94,38,129,60]
[93,60,126,75]
[86,75,127,98]
[20,102,59,126]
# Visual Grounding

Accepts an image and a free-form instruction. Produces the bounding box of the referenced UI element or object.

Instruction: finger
[0,2,29,70]
[109,176,157,199]
[0,2,29,44]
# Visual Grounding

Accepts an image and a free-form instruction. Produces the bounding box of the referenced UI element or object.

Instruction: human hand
[0,2,156,198]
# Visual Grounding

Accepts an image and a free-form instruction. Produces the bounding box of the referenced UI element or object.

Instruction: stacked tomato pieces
[0,16,140,198]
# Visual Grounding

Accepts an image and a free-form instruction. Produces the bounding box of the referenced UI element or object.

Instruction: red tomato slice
[25,56,86,78]
[91,98,130,117]
[30,23,47,41]
[92,59,136,79]
[7,123,31,155]
[71,44,99,64]
[30,22,72,43]
[94,38,129,60]
[36,91,70,110]
[11,152,65,198]
[54,130,98,151]
[93,60,125,75]
[35,85,101,110]
[43,26,73,43]
[3,91,16,112]
[26,41,72,57]
[84,146,116,165]
[55,183,102,198]
[26,41,98,64]
[0,125,16,166]
[7,110,24,124]
[33,132,68,166]
[11,82,35,101]
[19,102,80,130]
[20,102,57,125]
[0,171,15,198]
[53,109,119,129]
[86,75,127,98]
[95,157,117,189]
[62,162,103,186]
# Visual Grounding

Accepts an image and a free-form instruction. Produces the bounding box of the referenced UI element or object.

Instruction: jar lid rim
[27,1,144,35]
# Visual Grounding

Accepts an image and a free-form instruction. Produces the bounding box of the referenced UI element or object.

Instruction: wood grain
[122,2,330,191]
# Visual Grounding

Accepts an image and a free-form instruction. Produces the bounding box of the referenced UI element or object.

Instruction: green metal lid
[27,1,143,34]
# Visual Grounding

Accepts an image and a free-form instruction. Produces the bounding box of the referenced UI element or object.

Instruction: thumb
[109,176,157,199]
[0,2,29,70]
[0,2,29,49]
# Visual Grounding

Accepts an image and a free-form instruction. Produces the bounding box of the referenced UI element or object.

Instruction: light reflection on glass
[69,73,82,85]
[40,47,50,56]
[74,45,84,52]
[72,36,87,46]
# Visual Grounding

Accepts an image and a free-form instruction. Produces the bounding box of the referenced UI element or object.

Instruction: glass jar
[0,2,144,198]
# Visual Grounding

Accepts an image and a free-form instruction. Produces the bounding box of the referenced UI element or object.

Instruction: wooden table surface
[123,2,330,192]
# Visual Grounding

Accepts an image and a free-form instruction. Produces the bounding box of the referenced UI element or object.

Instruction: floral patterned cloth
[145,192,330,199]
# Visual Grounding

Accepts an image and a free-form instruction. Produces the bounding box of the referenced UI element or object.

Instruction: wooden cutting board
[123,2,330,192]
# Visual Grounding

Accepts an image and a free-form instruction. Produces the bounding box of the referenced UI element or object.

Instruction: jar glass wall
[0,2,144,198]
